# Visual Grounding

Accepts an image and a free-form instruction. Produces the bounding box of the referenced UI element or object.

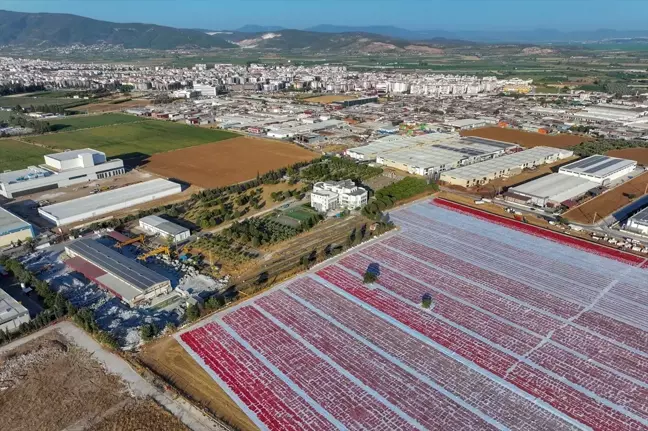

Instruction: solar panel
[564,155,606,170]
[584,159,625,174]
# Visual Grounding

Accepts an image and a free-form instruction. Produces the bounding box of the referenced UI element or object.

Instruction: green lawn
[0,139,52,171]
[46,113,147,132]
[25,120,239,162]
[284,207,318,223]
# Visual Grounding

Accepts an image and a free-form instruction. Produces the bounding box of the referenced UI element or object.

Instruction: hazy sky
[1,0,646,31]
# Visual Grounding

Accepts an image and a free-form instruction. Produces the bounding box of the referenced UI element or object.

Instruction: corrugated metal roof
[560,155,636,179]
[139,215,189,236]
[0,207,31,236]
[66,239,169,292]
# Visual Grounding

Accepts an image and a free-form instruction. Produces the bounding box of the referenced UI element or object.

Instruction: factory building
[558,155,637,185]
[0,288,30,333]
[193,83,218,97]
[573,105,647,123]
[440,147,574,187]
[0,206,34,247]
[505,174,600,208]
[311,180,368,213]
[139,215,190,243]
[331,96,378,108]
[353,134,517,178]
[444,118,491,131]
[0,149,125,199]
[38,179,182,226]
[625,207,648,235]
[65,239,172,307]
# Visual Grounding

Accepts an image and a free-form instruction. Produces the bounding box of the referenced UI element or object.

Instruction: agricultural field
[0,95,88,110]
[0,139,52,171]
[175,198,648,431]
[46,113,148,131]
[461,127,591,149]
[23,120,238,164]
[78,99,151,114]
[564,172,648,224]
[143,136,318,188]
[304,94,358,104]
[607,148,648,165]
[0,326,189,431]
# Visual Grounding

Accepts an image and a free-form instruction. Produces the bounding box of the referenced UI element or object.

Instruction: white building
[311,180,368,213]
[139,215,190,243]
[0,206,34,247]
[559,155,637,185]
[626,207,648,235]
[193,83,218,97]
[0,149,125,199]
[38,179,182,226]
[0,287,30,333]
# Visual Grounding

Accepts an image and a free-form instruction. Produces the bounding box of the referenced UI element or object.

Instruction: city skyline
[0,0,646,32]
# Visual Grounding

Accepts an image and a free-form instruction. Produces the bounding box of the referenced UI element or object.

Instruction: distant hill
[235,25,285,33]
[0,10,235,49]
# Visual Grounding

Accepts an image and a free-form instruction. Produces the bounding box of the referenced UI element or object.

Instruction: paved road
[0,322,230,431]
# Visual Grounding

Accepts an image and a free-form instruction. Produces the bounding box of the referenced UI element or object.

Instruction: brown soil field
[461,127,591,149]
[305,94,357,104]
[606,148,648,165]
[564,172,648,224]
[143,136,318,188]
[140,337,259,431]
[80,99,151,113]
[0,331,183,431]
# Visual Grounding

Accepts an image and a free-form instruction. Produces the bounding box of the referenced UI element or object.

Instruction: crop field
[79,99,151,113]
[461,127,591,149]
[304,95,358,104]
[607,148,648,165]
[23,120,238,163]
[564,172,648,224]
[177,198,648,431]
[0,139,52,171]
[0,95,85,109]
[46,113,147,131]
[143,136,318,188]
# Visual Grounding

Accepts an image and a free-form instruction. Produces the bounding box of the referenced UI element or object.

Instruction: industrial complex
[0,206,34,247]
[38,179,182,226]
[0,287,30,333]
[0,148,125,199]
[65,238,172,306]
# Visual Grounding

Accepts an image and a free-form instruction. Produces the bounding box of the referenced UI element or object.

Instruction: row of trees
[569,138,648,157]
[300,157,383,182]
[0,256,118,349]
[2,113,53,134]
[0,83,46,96]
[363,177,439,220]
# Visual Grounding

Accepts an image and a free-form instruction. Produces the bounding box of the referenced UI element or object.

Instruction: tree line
[363,176,439,220]
[0,83,46,97]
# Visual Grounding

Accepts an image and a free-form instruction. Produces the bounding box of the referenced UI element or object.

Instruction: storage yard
[461,127,591,148]
[169,197,648,431]
[564,171,648,224]
[142,136,318,188]
[0,326,189,431]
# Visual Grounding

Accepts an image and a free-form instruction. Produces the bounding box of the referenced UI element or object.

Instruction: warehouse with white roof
[139,215,190,243]
[0,287,30,332]
[505,173,601,208]
[441,147,574,187]
[38,179,182,226]
[558,155,637,185]
[0,206,34,247]
[0,148,124,199]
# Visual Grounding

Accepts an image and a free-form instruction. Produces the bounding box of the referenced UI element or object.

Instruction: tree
[363,271,378,284]
[421,293,434,309]
[140,323,158,342]
[185,304,200,322]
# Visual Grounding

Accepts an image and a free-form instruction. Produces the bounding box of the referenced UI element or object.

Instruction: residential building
[311,180,368,213]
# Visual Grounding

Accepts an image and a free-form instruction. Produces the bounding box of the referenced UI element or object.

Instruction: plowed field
[461,127,591,148]
[607,148,648,165]
[143,136,318,188]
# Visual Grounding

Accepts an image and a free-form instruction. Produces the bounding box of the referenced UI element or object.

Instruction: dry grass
[89,399,189,431]
[0,332,129,431]
[81,99,151,114]
[139,337,259,431]
[461,127,591,149]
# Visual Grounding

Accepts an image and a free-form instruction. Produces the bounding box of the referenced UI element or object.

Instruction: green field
[284,206,319,222]
[25,120,239,163]
[46,113,147,132]
[0,95,88,109]
[0,139,52,171]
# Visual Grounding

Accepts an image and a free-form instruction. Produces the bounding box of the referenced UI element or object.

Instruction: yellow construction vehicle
[137,246,170,261]
[115,234,145,249]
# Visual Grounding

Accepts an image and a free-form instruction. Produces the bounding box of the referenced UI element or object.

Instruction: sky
[0,0,646,31]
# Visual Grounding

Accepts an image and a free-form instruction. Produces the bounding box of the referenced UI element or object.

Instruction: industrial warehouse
[505,155,638,208]
[0,206,34,247]
[347,133,517,177]
[0,287,30,333]
[38,179,182,226]
[139,215,190,243]
[0,148,125,199]
[65,238,172,306]
[440,146,574,187]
